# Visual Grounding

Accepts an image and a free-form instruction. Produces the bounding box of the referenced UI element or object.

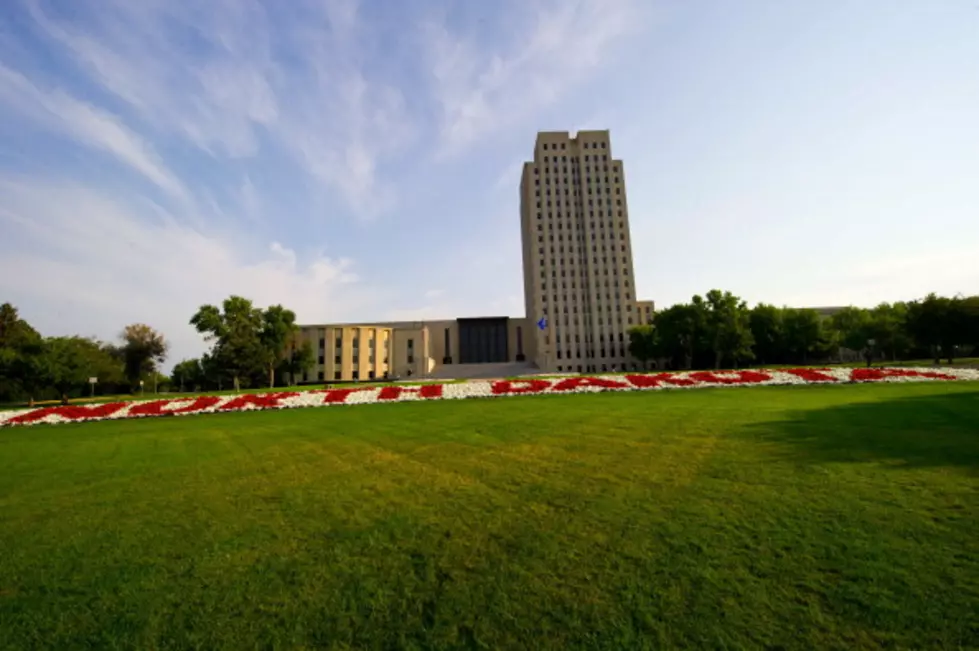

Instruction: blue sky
[1,0,977,369]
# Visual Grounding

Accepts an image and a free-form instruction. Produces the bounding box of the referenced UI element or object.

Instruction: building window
[318,355,325,364]
[369,371,375,379]
[318,371,324,381]
[334,355,341,364]
[334,371,342,380]
[352,371,359,380]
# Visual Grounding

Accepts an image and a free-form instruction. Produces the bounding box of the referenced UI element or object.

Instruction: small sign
[88,377,98,384]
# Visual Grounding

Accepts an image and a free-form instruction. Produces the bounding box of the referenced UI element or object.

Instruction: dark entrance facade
[457,317,509,364]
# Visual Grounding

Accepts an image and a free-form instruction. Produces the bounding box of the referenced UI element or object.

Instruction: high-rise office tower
[520,130,651,373]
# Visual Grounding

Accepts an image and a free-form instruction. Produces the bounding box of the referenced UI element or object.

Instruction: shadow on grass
[745,389,979,470]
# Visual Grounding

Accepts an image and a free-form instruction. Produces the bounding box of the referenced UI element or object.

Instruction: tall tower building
[520,130,650,373]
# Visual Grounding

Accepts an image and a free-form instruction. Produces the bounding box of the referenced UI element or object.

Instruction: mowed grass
[1,383,978,650]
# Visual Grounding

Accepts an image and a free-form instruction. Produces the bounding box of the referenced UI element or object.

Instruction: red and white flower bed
[1,367,976,428]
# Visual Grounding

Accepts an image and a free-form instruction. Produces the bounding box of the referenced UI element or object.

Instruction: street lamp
[866,339,876,368]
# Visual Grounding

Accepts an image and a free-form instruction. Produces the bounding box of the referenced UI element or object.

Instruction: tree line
[4,291,977,404]
[0,295,316,405]
[627,291,979,370]
[174,296,314,393]
[0,304,168,405]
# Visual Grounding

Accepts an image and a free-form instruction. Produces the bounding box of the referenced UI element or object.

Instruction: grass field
[1,382,977,649]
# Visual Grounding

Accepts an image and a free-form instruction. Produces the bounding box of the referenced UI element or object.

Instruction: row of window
[535,176,620,188]
[557,363,643,373]
[536,164,618,177]
[541,298,634,311]
[319,337,379,350]
[535,174,620,186]
[539,154,609,164]
[541,267,630,278]
[541,332,630,345]
[306,369,382,382]
[320,354,385,365]
[540,141,607,151]
[554,347,627,360]
[537,208,625,221]
[540,314,634,327]
[535,187,621,198]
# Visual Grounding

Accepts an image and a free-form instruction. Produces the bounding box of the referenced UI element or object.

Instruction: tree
[868,302,912,361]
[652,303,705,369]
[190,296,265,392]
[829,306,873,354]
[749,304,784,365]
[627,325,656,370]
[781,309,823,365]
[42,337,94,399]
[0,303,44,403]
[120,323,168,389]
[258,305,299,388]
[279,340,315,386]
[703,290,754,369]
[905,294,951,364]
[171,358,205,392]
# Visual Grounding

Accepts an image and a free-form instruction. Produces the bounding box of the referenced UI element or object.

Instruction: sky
[1,0,977,370]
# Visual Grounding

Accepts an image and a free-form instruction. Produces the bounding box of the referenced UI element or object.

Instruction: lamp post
[139,379,144,396]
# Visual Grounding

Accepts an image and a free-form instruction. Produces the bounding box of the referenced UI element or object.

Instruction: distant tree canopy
[187,296,308,391]
[627,291,979,370]
[2,290,977,404]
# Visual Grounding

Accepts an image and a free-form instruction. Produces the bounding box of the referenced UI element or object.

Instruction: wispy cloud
[426,0,643,155]
[25,0,412,215]
[0,62,189,202]
[0,176,376,365]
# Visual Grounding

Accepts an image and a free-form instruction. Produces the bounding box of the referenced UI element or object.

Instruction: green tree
[0,303,44,403]
[190,296,265,392]
[868,302,913,361]
[627,325,656,370]
[782,309,823,365]
[279,340,315,385]
[749,303,784,365]
[829,306,873,354]
[652,303,705,369]
[171,358,205,392]
[43,337,99,399]
[120,323,169,389]
[703,290,754,369]
[258,305,299,388]
[905,294,952,364]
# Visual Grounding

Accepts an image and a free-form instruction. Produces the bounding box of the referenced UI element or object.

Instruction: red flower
[551,377,629,391]
[219,392,300,411]
[377,384,444,401]
[850,368,955,382]
[687,370,772,385]
[783,368,838,382]
[490,379,552,395]
[7,402,129,424]
[624,373,697,387]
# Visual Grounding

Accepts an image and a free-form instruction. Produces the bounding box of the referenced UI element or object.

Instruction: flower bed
[2,367,977,428]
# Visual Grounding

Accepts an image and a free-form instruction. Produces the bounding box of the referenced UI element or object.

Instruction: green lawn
[1,383,977,650]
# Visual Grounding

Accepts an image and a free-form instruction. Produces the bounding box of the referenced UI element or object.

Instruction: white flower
[2,366,977,428]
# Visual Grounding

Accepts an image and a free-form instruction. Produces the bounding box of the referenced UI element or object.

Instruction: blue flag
[537,317,547,331]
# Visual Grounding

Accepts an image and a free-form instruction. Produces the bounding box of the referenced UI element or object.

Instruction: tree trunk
[932,344,940,366]
[233,375,240,392]
[28,396,34,408]
[269,364,275,389]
